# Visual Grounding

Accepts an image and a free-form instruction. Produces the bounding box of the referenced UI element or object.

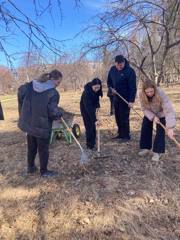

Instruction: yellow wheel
[72,124,81,138]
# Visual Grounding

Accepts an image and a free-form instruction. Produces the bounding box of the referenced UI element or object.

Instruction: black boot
[112,133,123,140]
[40,170,58,177]
[27,166,38,174]
[119,136,131,143]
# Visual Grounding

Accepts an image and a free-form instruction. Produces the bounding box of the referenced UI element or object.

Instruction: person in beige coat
[138,80,176,161]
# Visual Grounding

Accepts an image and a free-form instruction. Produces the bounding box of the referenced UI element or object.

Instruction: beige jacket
[139,87,176,128]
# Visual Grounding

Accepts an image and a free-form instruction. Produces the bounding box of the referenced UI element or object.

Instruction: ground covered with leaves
[0,85,180,240]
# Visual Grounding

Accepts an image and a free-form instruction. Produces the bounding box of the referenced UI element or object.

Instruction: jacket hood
[124,58,130,68]
[32,80,55,93]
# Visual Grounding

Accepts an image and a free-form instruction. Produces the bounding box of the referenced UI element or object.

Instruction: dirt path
[0,86,180,240]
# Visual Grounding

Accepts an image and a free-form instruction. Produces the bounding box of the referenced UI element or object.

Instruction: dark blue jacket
[80,82,102,123]
[107,59,137,102]
[18,82,62,139]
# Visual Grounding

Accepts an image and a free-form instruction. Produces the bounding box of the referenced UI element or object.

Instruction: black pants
[114,98,130,139]
[140,117,166,153]
[27,134,49,173]
[80,105,96,149]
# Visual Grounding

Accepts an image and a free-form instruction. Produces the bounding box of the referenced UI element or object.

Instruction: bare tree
[58,54,93,91]
[0,66,14,93]
[0,0,81,68]
[82,0,180,85]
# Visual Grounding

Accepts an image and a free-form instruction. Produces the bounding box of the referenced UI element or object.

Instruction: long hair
[140,80,162,108]
[37,69,63,83]
[91,78,103,97]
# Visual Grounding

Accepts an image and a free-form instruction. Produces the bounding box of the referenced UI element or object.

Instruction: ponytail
[37,69,62,82]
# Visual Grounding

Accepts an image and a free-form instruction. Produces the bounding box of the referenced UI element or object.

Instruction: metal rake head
[80,150,89,165]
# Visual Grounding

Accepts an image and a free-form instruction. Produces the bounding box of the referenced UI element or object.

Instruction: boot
[151,153,163,162]
[138,149,150,157]
[41,170,58,177]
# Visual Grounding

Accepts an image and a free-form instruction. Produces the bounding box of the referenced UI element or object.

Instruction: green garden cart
[50,107,81,144]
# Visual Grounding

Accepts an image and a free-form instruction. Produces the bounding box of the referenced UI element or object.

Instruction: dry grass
[0,85,180,240]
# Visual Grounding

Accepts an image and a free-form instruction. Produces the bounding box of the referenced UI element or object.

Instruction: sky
[0,0,107,67]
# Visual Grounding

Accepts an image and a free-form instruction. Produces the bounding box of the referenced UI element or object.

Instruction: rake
[61,118,90,165]
[110,87,180,149]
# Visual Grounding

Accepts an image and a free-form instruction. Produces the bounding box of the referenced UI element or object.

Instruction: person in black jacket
[80,78,103,150]
[18,69,63,177]
[107,55,137,142]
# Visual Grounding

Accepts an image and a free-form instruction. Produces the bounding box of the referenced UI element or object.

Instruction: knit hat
[115,55,125,63]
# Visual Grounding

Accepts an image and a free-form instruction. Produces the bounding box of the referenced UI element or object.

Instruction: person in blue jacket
[18,69,63,177]
[80,78,103,150]
[107,55,137,142]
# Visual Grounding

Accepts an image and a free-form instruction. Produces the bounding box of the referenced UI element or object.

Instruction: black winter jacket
[18,82,62,139]
[80,83,102,123]
[107,59,137,102]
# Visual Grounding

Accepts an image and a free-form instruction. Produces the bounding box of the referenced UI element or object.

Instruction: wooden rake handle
[111,88,180,149]
[61,117,90,172]
[96,110,101,155]
[110,87,143,119]
[158,122,180,148]
[61,117,84,152]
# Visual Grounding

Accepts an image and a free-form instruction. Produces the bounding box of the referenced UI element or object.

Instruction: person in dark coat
[80,78,103,150]
[107,55,137,142]
[18,69,63,177]
[0,101,4,120]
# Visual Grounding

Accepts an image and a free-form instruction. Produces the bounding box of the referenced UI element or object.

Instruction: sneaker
[151,153,163,162]
[138,149,150,157]
[40,170,58,177]
[27,166,38,174]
